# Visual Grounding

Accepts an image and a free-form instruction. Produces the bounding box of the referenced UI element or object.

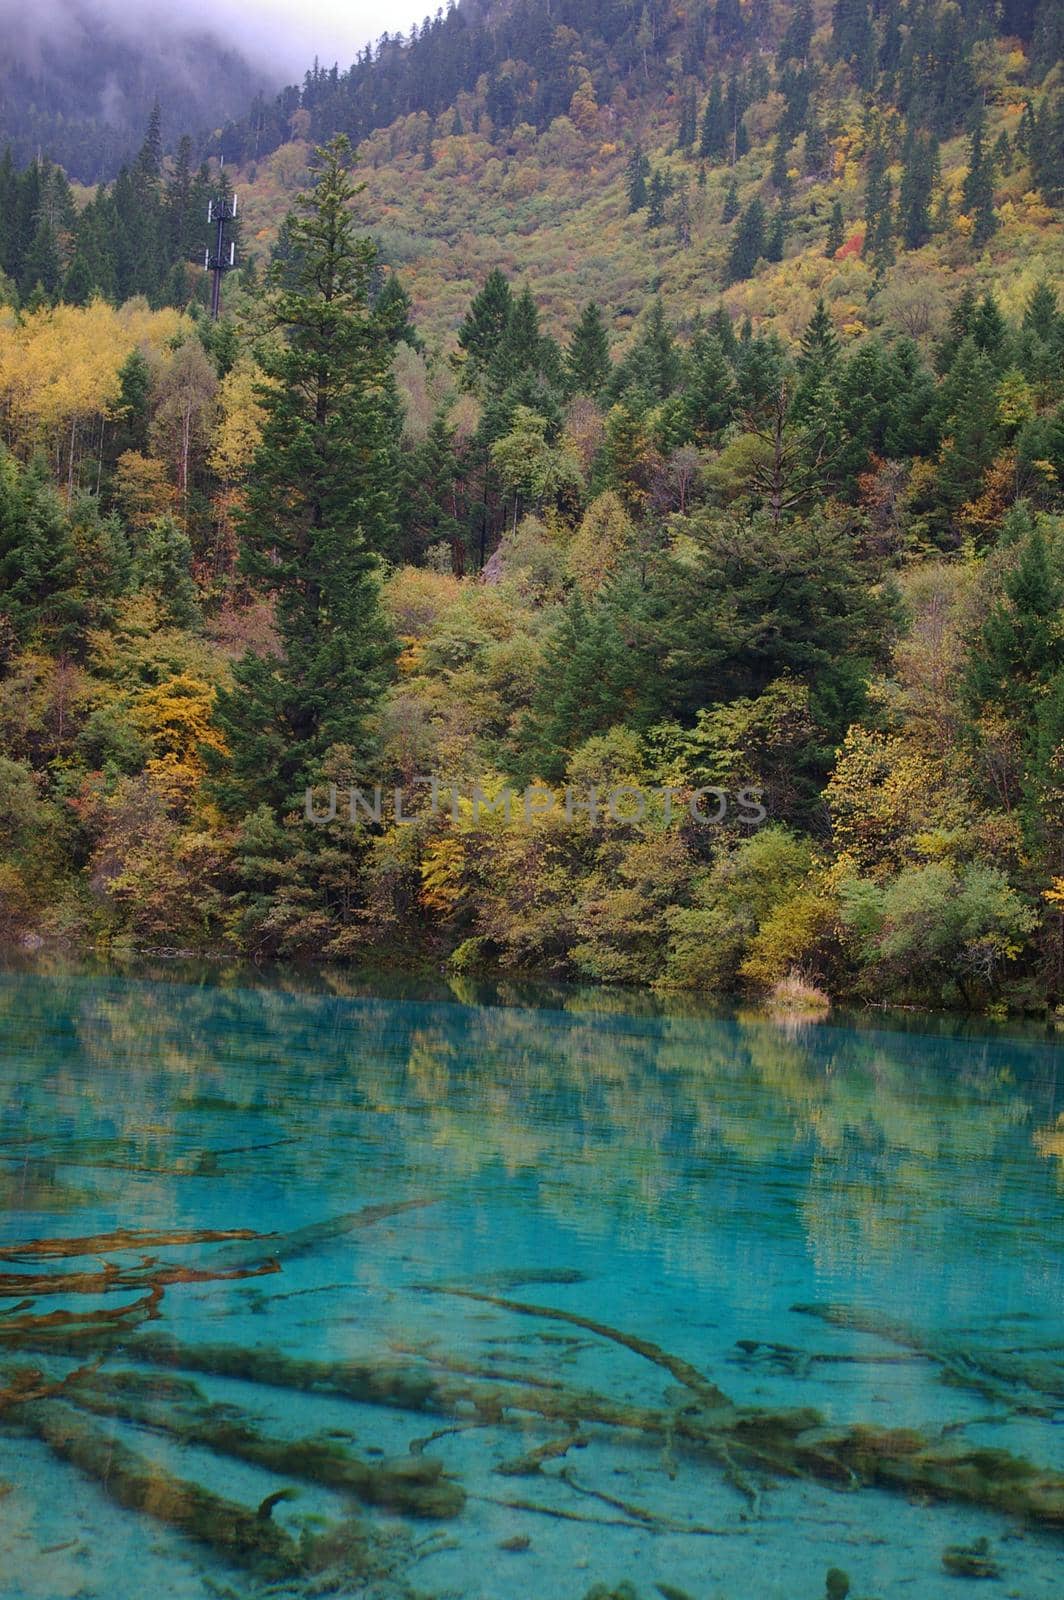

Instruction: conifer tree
[567,302,611,397]
[971,292,1009,368]
[685,333,736,443]
[19,219,61,300]
[962,116,998,246]
[725,198,765,283]
[110,349,152,462]
[457,267,513,388]
[798,298,841,374]
[611,298,682,405]
[491,284,555,393]
[826,200,845,256]
[967,526,1063,722]
[869,176,896,269]
[61,252,94,307]
[377,273,422,350]
[764,207,787,262]
[134,515,201,629]
[899,130,937,249]
[777,0,814,67]
[674,182,692,248]
[936,338,1003,514]
[397,411,461,564]
[215,136,398,813]
[1023,281,1059,344]
[699,76,729,161]
[677,85,698,152]
[0,449,82,647]
[626,144,651,211]
[804,103,830,177]
[862,131,890,259]
[646,169,672,228]
[721,175,740,223]
[770,134,793,195]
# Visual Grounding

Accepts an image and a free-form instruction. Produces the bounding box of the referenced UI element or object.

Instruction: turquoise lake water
[0,965,1062,1599]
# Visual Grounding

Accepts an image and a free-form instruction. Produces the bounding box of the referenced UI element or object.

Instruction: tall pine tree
[215,137,398,813]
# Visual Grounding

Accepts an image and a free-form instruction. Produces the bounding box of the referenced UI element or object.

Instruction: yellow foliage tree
[0,301,186,485]
[114,451,175,530]
[132,674,227,812]
[210,362,272,482]
[567,490,635,595]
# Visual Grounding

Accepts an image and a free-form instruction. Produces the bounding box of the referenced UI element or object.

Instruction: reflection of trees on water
[0,968,1059,1271]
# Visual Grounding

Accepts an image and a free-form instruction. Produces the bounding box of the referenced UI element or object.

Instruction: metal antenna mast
[205,189,238,320]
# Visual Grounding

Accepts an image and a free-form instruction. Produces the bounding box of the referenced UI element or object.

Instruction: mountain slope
[226,0,1063,349]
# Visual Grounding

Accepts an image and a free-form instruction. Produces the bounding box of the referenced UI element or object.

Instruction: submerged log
[128,1332,446,1412]
[207,1197,440,1272]
[106,1333,1064,1532]
[14,1399,303,1577]
[0,1285,163,1343]
[793,1422,1064,1527]
[0,1227,274,1262]
[0,1260,279,1300]
[418,1286,731,1409]
[59,1369,465,1518]
[794,1303,1064,1407]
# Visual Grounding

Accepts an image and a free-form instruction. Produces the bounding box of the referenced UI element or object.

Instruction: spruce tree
[798,298,841,374]
[457,267,513,388]
[725,72,748,163]
[804,103,830,177]
[826,200,845,256]
[1030,92,1064,205]
[899,130,936,250]
[396,411,461,564]
[567,302,611,397]
[1023,281,1059,343]
[611,298,682,406]
[19,219,61,301]
[677,85,698,152]
[962,116,998,246]
[61,253,95,306]
[971,292,1009,368]
[0,449,82,647]
[869,175,896,269]
[937,338,1003,513]
[109,349,152,462]
[764,207,787,262]
[967,526,1063,723]
[646,169,672,228]
[377,273,422,350]
[626,144,651,211]
[699,76,728,161]
[721,175,740,223]
[771,134,793,195]
[674,182,692,248]
[134,516,201,629]
[685,333,736,443]
[725,198,765,283]
[215,136,398,813]
[862,130,890,258]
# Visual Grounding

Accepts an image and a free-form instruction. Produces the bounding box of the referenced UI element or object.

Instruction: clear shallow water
[0,966,1062,1600]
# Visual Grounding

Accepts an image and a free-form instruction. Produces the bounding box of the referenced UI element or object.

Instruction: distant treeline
[212,0,1063,167]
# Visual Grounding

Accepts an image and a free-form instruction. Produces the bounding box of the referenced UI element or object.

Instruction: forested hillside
[0,0,1063,1014]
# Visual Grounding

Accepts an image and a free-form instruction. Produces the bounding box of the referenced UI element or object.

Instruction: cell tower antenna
[206,189,238,320]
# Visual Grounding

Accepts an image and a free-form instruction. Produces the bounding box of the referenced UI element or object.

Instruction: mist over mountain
[0,0,286,182]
